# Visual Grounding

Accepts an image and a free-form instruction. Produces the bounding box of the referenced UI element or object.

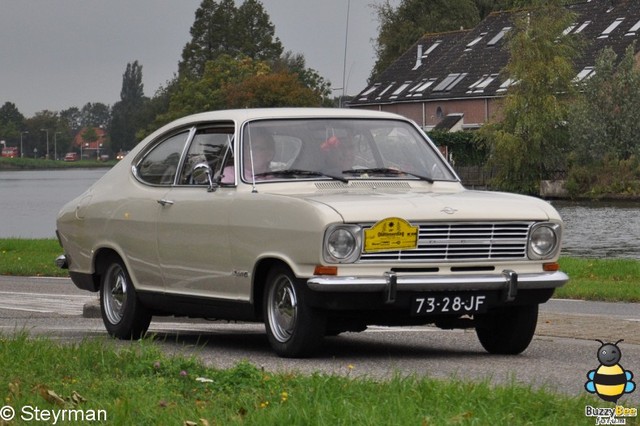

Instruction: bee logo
[585,339,636,403]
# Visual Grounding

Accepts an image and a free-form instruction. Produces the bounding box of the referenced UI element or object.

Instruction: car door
[155,125,242,301]
[127,128,193,292]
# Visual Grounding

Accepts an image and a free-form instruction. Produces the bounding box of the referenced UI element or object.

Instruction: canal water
[0,169,638,258]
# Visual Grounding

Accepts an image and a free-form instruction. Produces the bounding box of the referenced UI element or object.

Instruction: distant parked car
[55,108,568,358]
[1,147,20,158]
[64,152,78,162]
[116,151,128,160]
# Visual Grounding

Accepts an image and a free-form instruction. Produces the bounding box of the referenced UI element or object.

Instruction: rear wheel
[264,266,326,358]
[100,257,151,339]
[475,304,538,355]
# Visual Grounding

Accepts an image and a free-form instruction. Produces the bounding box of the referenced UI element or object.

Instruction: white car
[56,108,568,358]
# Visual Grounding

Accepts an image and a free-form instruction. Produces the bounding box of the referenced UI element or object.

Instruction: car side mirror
[192,163,217,192]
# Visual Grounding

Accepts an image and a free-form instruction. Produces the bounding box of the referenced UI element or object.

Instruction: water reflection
[553,200,640,259]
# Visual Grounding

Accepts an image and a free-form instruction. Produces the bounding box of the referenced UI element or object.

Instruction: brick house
[73,127,108,159]
[348,0,640,131]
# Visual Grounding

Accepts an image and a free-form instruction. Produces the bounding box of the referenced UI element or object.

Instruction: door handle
[157,199,174,206]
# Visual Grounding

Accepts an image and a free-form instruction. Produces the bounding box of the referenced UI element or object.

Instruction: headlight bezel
[323,224,362,264]
[528,222,562,260]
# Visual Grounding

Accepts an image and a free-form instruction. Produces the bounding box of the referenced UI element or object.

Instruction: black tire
[263,266,326,358]
[475,304,539,355]
[100,257,152,340]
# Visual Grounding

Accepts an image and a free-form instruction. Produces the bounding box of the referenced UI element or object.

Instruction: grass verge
[1,238,639,302]
[0,333,610,425]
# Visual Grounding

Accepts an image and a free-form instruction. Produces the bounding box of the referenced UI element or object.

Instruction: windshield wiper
[254,169,349,183]
[342,167,434,183]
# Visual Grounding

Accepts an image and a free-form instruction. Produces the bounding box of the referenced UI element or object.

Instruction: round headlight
[327,228,356,260]
[530,225,557,258]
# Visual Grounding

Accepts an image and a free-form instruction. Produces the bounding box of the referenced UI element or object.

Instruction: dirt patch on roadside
[537,312,639,344]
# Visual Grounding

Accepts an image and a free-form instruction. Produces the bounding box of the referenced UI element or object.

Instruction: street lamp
[20,131,29,158]
[40,129,49,160]
[54,132,61,161]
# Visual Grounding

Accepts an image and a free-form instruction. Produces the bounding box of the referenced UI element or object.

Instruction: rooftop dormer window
[465,32,487,50]
[574,21,591,34]
[598,17,624,39]
[626,19,640,36]
[487,27,511,46]
[432,73,468,92]
[573,66,595,82]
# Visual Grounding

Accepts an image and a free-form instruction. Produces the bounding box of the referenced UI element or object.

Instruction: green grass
[0,239,68,277]
[557,257,640,302]
[2,238,639,302]
[0,333,612,425]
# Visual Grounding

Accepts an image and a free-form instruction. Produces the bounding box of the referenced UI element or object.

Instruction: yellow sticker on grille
[364,217,418,253]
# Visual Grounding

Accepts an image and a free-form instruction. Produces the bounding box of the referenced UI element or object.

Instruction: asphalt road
[0,276,638,404]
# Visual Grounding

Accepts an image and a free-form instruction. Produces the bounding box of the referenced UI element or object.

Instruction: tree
[480,0,578,194]
[179,0,283,79]
[110,61,149,151]
[0,102,25,145]
[225,72,324,108]
[272,51,332,102]
[371,0,481,82]
[569,45,640,165]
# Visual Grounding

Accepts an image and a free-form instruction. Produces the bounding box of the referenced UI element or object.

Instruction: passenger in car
[321,135,355,174]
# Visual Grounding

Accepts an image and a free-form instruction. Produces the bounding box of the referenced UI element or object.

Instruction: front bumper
[307,269,568,303]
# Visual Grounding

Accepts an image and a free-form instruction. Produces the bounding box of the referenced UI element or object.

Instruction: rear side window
[136,131,190,185]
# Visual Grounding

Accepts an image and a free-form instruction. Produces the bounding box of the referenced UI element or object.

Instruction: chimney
[412,45,423,70]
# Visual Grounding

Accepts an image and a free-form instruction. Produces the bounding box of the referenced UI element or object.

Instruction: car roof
[164,108,407,130]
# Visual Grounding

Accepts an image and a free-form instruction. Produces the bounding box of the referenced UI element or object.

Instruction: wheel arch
[91,247,126,291]
[252,257,293,320]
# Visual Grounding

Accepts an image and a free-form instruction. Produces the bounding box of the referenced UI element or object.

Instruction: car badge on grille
[441,207,458,215]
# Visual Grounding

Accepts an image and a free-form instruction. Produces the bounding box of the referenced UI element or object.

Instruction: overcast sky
[0,0,400,117]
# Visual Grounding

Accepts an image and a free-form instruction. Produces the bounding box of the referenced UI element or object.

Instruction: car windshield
[241,118,457,183]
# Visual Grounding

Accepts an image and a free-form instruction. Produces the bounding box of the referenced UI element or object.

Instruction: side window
[179,128,234,185]
[136,132,189,185]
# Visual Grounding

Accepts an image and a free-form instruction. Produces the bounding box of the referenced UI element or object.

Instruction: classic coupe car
[56,108,568,358]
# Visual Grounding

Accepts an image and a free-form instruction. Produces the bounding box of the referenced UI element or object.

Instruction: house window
[574,21,591,34]
[409,79,437,96]
[496,78,515,93]
[573,66,595,82]
[563,23,577,35]
[375,83,396,100]
[390,82,412,99]
[358,84,379,100]
[467,74,497,94]
[436,107,444,120]
[432,73,468,92]
[423,40,442,57]
[487,27,511,46]
[465,33,487,50]
[626,19,640,36]
[598,18,624,39]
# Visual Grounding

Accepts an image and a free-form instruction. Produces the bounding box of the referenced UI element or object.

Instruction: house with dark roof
[348,0,640,131]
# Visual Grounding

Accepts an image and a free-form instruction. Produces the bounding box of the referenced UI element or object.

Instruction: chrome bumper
[307,270,568,303]
[55,254,69,269]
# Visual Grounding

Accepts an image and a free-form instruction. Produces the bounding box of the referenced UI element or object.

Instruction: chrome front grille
[359,222,533,262]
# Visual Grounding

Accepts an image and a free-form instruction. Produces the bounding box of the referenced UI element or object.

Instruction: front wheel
[100,257,152,340]
[475,304,539,355]
[264,266,326,358]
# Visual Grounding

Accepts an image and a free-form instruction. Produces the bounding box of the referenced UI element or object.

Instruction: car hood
[280,187,559,223]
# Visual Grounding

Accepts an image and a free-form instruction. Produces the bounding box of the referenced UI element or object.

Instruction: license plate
[411,294,488,315]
